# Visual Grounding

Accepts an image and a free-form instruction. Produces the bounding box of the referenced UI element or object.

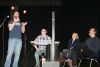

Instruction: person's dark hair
[90,27,98,34]
[10,10,19,20]
[41,28,47,32]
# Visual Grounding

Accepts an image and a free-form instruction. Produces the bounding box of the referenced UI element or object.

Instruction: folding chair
[78,57,99,67]
[78,49,99,67]
[77,43,99,67]
[62,49,71,67]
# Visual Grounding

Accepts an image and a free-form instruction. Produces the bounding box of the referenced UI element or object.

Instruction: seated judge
[85,28,100,57]
[64,32,80,67]
[33,28,51,67]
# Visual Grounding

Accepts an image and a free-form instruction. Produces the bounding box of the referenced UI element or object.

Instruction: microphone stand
[23,20,27,67]
[0,16,8,66]
[0,16,8,28]
[23,11,28,67]
[24,33,27,67]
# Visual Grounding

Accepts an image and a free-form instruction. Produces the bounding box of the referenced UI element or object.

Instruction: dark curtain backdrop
[0,0,100,67]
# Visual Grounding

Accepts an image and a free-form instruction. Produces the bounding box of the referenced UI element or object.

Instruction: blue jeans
[4,38,22,67]
[35,49,46,66]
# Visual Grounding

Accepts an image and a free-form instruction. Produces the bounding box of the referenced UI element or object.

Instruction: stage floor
[0,54,100,67]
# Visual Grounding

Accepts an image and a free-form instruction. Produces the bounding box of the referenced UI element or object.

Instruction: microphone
[14,16,18,19]
[0,15,9,28]
[14,16,19,19]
